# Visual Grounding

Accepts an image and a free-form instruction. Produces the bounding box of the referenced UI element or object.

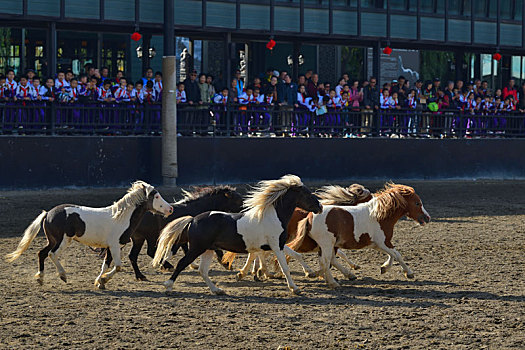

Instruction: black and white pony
[152,175,323,295]
[123,185,243,281]
[6,181,172,289]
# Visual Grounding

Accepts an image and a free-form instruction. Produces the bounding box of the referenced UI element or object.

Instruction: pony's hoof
[163,280,174,293]
[305,271,317,278]
[291,288,302,295]
[212,288,226,295]
[221,262,232,270]
[160,266,174,273]
[380,266,387,274]
[328,283,341,289]
[100,277,108,285]
[36,278,43,286]
[189,263,199,270]
[136,276,148,281]
[347,274,357,281]
[59,274,67,283]
[405,272,415,279]
[97,283,106,290]
[235,273,244,281]
[353,264,361,270]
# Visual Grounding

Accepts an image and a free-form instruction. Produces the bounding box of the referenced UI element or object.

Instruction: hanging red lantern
[266,39,276,51]
[382,46,392,55]
[493,53,502,61]
[131,32,142,42]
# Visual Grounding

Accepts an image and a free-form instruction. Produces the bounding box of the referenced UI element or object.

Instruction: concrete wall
[1,136,524,189]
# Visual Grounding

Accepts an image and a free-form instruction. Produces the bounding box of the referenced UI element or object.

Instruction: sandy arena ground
[1,180,524,349]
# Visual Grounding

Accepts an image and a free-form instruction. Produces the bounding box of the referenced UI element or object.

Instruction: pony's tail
[5,210,47,262]
[152,216,193,268]
[221,252,238,270]
[287,215,311,252]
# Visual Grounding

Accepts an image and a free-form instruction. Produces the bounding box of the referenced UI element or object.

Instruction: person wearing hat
[432,77,441,95]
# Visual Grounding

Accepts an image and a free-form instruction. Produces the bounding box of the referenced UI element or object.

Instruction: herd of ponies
[6,175,430,295]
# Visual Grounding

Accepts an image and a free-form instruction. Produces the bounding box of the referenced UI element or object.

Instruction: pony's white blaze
[422,204,430,220]
[152,194,172,217]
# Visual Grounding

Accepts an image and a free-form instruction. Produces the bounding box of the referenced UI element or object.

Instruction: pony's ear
[145,186,155,197]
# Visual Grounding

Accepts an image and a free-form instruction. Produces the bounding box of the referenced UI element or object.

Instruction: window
[516,0,523,20]
[501,0,514,19]
[420,0,435,13]
[474,0,487,17]
[448,0,462,15]
[390,0,408,10]
[361,0,384,8]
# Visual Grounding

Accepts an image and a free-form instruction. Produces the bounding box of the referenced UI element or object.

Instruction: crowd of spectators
[2,64,525,137]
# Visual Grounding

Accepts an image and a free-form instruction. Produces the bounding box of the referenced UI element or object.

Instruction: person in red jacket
[503,79,518,102]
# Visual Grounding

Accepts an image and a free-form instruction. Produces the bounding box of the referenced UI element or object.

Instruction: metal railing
[1,102,525,138]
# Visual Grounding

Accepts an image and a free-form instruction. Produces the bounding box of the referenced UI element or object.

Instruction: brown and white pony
[223,184,373,280]
[299,183,430,288]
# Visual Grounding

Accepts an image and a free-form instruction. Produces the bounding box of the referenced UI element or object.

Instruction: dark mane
[177,185,237,204]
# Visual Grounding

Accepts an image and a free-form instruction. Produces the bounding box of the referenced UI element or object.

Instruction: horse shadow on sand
[51,274,524,310]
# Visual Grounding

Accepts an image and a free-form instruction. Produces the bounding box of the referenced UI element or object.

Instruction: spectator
[198,73,211,105]
[228,78,239,103]
[207,74,216,100]
[184,70,201,105]
[234,69,244,97]
[277,74,298,134]
[141,67,154,86]
[307,73,319,98]
[503,79,518,101]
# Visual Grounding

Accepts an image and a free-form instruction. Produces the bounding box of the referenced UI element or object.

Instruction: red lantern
[493,53,502,61]
[383,46,392,55]
[266,39,276,51]
[131,32,142,42]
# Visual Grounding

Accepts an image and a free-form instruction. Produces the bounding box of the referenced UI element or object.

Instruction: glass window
[501,0,513,19]
[517,0,523,20]
[448,0,461,15]
[420,0,434,13]
[390,0,408,10]
[474,0,487,17]
[463,0,471,16]
[361,0,384,8]
[511,56,521,81]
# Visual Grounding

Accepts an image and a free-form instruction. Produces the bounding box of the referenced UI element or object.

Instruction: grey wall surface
[1,136,524,189]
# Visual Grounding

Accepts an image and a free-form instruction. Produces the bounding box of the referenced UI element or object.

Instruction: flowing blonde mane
[111,181,155,220]
[370,183,415,221]
[315,184,371,205]
[244,175,303,221]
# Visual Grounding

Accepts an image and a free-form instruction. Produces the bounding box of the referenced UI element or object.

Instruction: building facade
[1,0,525,86]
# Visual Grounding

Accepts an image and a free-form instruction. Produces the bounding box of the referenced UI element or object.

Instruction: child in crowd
[176,82,187,104]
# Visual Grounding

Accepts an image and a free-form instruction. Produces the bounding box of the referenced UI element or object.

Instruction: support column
[97,32,103,69]
[162,0,177,187]
[224,33,232,91]
[292,41,300,81]
[161,56,178,187]
[21,28,26,74]
[455,50,464,82]
[372,41,380,85]
[189,39,195,72]
[47,22,57,77]
[142,33,152,74]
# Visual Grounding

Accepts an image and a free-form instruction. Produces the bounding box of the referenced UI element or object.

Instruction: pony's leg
[48,236,71,283]
[99,244,122,285]
[146,238,173,272]
[129,237,147,280]
[283,245,316,278]
[375,242,414,279]
[269,242,301,295]
[236,253,256,281]
[331,255,357,281]
[164,247,207,293]
[336,249,360,270]
[198,250,224,295]
[214,249,231,270]
[36,242,54,285]
[179,243,199,270]
[317,243,340,288]
[94,250,112,289]
[254,252,278,281]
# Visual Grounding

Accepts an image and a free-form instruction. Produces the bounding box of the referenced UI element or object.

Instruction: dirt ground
[1,180,524,349]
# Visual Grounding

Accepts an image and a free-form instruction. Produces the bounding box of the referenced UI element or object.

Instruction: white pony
[6,181,173,289]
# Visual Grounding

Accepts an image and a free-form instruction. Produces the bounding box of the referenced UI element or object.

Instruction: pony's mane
[315,184,371,205]
[176,185,236,204]
[370,183,415,221]
[244,175,303,221]
[111,181,154,220]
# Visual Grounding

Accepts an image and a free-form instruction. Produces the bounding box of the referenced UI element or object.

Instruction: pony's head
[373,183,431,226]
[347,184,373,203]
[179,185,243,213]
[130,181,173,218]
[244,175,322,221]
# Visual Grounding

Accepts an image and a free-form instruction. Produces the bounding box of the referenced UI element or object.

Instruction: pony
[124,185,243,281]
[6,181,173,289]
[225,184,373,281]
[152,174,323,295]
[296,183,430,288]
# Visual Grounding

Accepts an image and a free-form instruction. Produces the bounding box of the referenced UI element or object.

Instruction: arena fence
[1,102,525,138]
